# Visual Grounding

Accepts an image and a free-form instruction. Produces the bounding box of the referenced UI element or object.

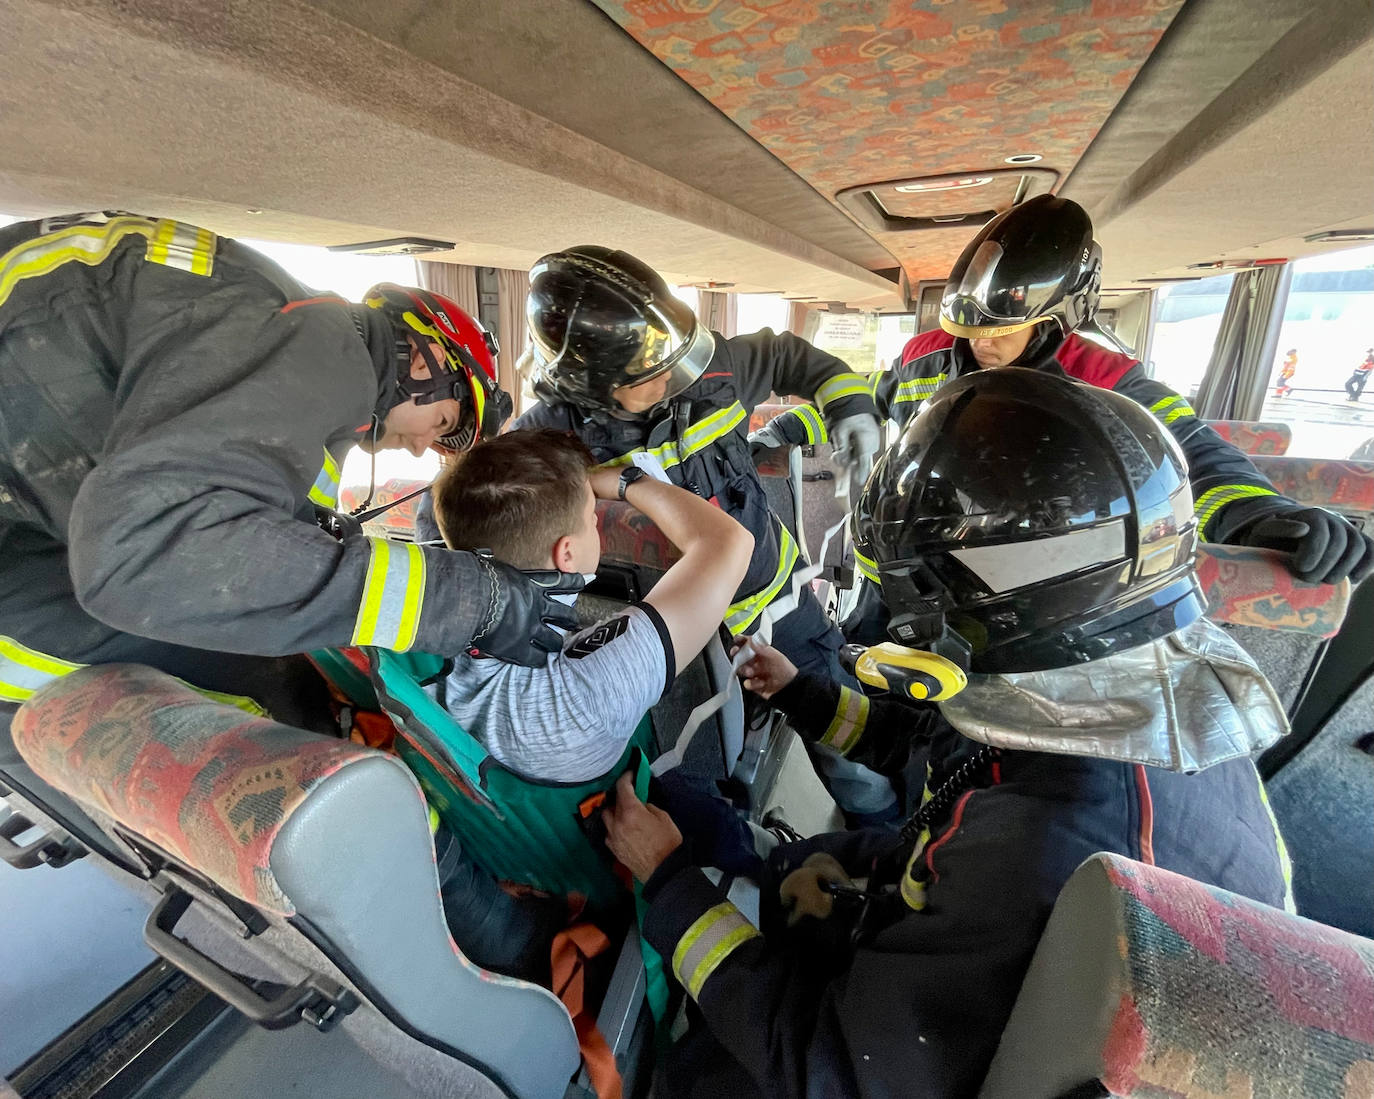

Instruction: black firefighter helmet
[940,194,1103,341]
[525,245,715,419]
[852,369,1205,674]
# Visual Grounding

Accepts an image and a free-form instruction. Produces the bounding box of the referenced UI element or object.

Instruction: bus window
[1258,246,1374,460]
[810,312,917,377]
[735,292,790,337]
[238,240,439,504]
[1146,273,1236,401]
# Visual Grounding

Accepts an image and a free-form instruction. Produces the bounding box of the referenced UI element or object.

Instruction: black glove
[314,506,363,542]
[467,554,586,666]
[1236,505,1374,585]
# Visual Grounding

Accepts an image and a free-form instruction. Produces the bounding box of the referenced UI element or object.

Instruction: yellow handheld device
[854,642,968,702]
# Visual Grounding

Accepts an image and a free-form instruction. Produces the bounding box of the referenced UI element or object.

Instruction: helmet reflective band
[949,524,1127,593]
[852,368,1204,673]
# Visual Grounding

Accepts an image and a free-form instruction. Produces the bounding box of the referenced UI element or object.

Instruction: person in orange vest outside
[1275,347,1298,397]
[1345,348,1373,402]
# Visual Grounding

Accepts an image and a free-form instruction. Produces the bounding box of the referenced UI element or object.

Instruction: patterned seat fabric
[1197,544,1350,638]
[1100,855,1374,1098]
[1253,457,1374,523]
[596,499,680,571]
[339,477,428,540]
[11,664,373,915]
[1205,420,1293,456]
[747,402,798,434]
[983,854,1374,1099]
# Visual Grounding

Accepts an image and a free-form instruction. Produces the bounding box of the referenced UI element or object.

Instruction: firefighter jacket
[514,330,876,635]
[0,213,491,714]
[639,626,1291,1098]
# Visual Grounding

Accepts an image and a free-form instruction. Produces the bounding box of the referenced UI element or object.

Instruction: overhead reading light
[329,236,455,257]
[1305,228,1374,244]
[1004,153,1042,165]
[836,167,1058,234]
[894,176,993,193]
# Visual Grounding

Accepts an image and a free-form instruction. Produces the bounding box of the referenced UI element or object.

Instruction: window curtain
[416,261,479,319]
[695,290,738,338]
[495,267,531,418]
[1194,264,1293,421]
[787,301,817,340]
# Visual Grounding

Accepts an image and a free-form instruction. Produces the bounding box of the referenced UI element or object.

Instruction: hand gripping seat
[11,663,581,1099]
[980,853,1374,1099]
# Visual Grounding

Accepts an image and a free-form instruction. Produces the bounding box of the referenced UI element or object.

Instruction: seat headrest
[1203,420,1292,456]
[12,663,375,915]
[596,500,680,572]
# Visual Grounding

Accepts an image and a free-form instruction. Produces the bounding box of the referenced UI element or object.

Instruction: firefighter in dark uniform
[514,245,882,676]
[513,246,895,820]
[0,213,582,718]
[604,370,1292,1099]
[758,196,1372,642]
[0,212,587,979]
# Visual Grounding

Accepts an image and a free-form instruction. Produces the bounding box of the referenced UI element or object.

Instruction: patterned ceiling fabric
[590,0,1184,284]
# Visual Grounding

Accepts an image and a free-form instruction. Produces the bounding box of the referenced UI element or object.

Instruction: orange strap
[347,709,396,751]
[551,922,623,1099]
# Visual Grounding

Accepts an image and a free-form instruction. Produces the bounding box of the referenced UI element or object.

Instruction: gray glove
[467,554,586,666]
[830,413,882,497]
[748,419,789,453]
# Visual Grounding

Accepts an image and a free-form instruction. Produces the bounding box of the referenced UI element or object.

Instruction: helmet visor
[941,240,1059,339]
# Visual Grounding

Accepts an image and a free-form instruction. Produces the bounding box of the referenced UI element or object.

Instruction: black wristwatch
[618,466,648,501]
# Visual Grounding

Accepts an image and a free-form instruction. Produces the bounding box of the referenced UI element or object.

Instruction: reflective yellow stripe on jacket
[815,372,871,411]
[0,635,83,703]
[309,449,342,508]
[0,215,215,310]
[0,635,264,714]
[1256,776,1297,914]
[352,538,426,650]
[891,372,949,409]
[597,402,748,472]
[793,404,827,445]
[1149,394,1199,425]
[819,685,870,756]
[854,545,881,584]
[1193,484,1278,541]
[672,901,760,1000]
[724,522,799,635]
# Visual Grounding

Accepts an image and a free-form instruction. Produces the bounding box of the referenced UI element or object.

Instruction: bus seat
[747,402,794,434]
[338,477,429,541]
[594,501,747,782]
[10,663,581,1099]
[1252,457,1374,523]
[1260,573,1374,938]
[1197,544,1351,639]
[980,853,1374,1099]
[1203,419,1293,455]
[754,443,808,553]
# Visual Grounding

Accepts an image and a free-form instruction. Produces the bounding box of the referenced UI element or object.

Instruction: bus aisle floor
[0,857,154,1074]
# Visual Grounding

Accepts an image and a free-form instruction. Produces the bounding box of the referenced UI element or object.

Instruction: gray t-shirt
[440,603,675,783]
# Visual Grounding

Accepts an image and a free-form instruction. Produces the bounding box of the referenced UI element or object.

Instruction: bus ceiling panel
[0,0,901,309]
[587,0,1185,286]
[307,0,902,277]
[1094,36,1374,284]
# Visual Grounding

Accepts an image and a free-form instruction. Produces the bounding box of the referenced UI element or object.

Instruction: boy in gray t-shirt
[432,428,753,783]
